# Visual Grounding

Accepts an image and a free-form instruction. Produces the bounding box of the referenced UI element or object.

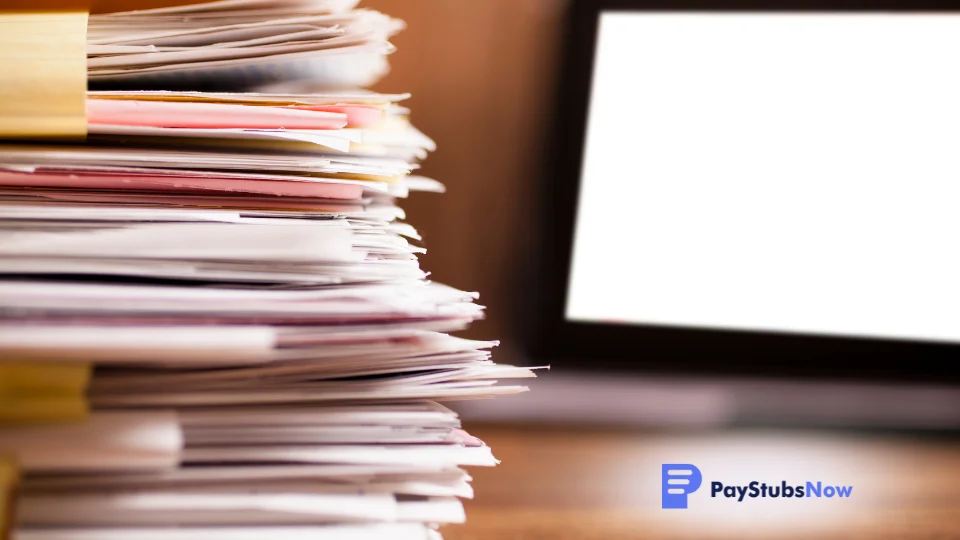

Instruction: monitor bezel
[527,0,960,381]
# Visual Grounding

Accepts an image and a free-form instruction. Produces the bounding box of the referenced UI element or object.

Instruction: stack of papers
[87,0,401,89]
[0,1,537,539]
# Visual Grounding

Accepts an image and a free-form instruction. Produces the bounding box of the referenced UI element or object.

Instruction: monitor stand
[452,372,960,430]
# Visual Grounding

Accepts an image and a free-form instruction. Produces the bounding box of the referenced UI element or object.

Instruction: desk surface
[445,425,960,539]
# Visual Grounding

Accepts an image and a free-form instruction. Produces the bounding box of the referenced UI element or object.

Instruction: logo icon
[662,464,702,509]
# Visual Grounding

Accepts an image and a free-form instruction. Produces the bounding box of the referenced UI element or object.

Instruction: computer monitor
[531,0,960,381]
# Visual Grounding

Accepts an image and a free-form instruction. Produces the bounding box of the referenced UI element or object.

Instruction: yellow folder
[0,363,90,424]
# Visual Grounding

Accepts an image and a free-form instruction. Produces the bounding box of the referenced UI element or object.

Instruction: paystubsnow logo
[661,464,853,509]
[661,464,703,508]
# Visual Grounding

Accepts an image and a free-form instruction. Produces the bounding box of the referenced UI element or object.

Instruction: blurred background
[358,2,960,538]
[361,0,960,426]
[365,0,563,361]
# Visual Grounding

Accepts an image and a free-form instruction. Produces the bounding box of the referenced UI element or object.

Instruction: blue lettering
[806,481,821,497]
[836,485,853,497]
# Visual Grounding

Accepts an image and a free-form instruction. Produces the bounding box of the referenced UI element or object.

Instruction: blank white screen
[566,12,960,343]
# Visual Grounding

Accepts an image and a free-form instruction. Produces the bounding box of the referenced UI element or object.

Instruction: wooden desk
[445,425,960,540]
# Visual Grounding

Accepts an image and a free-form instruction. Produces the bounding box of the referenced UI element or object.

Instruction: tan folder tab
[0,11,87,139]
[0,456,17,540]
[0,362,91,424]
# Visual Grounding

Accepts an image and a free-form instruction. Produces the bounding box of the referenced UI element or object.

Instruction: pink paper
[87,99,349,130]
[7,189,365,211]
[287,105,383,128]
[0,171,362,199]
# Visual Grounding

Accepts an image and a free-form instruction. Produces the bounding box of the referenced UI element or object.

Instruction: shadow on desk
[445,424,960,540]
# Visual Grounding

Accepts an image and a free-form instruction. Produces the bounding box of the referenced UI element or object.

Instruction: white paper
[0,411,182,472]
[0,223,358,262]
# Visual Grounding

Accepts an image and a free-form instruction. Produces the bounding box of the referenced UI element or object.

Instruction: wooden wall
[364,0,569,363]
